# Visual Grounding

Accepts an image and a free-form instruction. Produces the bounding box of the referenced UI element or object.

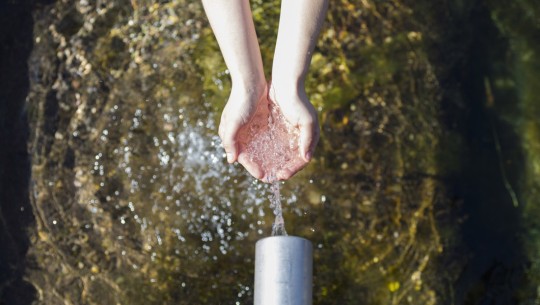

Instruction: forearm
[201,0,266,89]
[272,0,328,89]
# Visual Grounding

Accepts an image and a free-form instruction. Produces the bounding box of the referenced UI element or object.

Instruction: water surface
[0,0,539,304]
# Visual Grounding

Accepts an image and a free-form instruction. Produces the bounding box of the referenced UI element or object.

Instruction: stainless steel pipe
[254,236,313,305]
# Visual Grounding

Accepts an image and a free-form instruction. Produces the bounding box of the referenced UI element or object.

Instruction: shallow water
[0,0,539,304]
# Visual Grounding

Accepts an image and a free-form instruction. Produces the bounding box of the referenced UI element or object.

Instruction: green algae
[20,0,540,304]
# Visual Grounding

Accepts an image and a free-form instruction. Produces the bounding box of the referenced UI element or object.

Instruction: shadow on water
[0,0,37,304]
[455,8,526,304]
[421,0,529,303]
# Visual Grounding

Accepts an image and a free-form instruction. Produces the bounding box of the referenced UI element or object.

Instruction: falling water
[265,169,287,236]
[269,180,287,236]
[239,95,302,236]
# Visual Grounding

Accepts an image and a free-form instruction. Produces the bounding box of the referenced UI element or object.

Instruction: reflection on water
[0,0,537,304]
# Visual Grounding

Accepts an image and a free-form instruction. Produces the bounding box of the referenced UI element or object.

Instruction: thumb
[219,121,241,163]
[299,120,319,162]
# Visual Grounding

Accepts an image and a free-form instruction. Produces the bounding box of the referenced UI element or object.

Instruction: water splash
[240,100,301,179]
[240,98,301,235]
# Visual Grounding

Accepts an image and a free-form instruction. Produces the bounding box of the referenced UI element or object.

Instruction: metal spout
[254,236,313,305]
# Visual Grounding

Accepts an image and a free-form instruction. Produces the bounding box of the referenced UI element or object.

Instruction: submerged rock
[13,0,540,304]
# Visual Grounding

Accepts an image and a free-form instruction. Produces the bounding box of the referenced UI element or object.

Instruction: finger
[299,119,319,162]
[276,168,294,181]
[276,157,308,181]
[238,152,265,180]
[219,120,241,163]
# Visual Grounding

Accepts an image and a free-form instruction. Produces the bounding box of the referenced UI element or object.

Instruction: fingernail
[305,151,312,162]
[226,153,234,163]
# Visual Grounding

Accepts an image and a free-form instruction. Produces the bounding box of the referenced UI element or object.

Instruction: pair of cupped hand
[218,81,319,182]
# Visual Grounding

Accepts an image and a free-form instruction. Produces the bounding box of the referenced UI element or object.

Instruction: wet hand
[219,81,319,182]
[267,81,319,180]
[218,82,268,179]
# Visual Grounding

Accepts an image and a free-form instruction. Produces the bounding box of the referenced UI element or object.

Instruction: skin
[270,0,328,180]
[201,0,328,181]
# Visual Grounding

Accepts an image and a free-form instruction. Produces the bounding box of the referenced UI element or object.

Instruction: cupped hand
[267,81,320,180]
[218,82,268,179]
[219,81,319,182]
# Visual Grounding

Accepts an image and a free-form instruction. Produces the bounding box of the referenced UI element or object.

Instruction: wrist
[272,52,309,88]
[231,76,266,96]
[231,70,266,89]
[228,77,267,109]
[269,78,306,101]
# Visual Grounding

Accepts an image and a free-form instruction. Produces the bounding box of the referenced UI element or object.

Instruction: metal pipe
[254,236,313,305]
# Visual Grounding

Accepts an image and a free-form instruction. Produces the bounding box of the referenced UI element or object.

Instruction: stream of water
[1,0,540,304]
[269,181,287,236]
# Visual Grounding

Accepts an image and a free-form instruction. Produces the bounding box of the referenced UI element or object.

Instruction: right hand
[268,81,320,180]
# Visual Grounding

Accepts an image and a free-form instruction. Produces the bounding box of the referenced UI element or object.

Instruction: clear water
[240,99,302,182]
[239,97,301,235]
[1,0,540,304]
[269,180,287,236]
